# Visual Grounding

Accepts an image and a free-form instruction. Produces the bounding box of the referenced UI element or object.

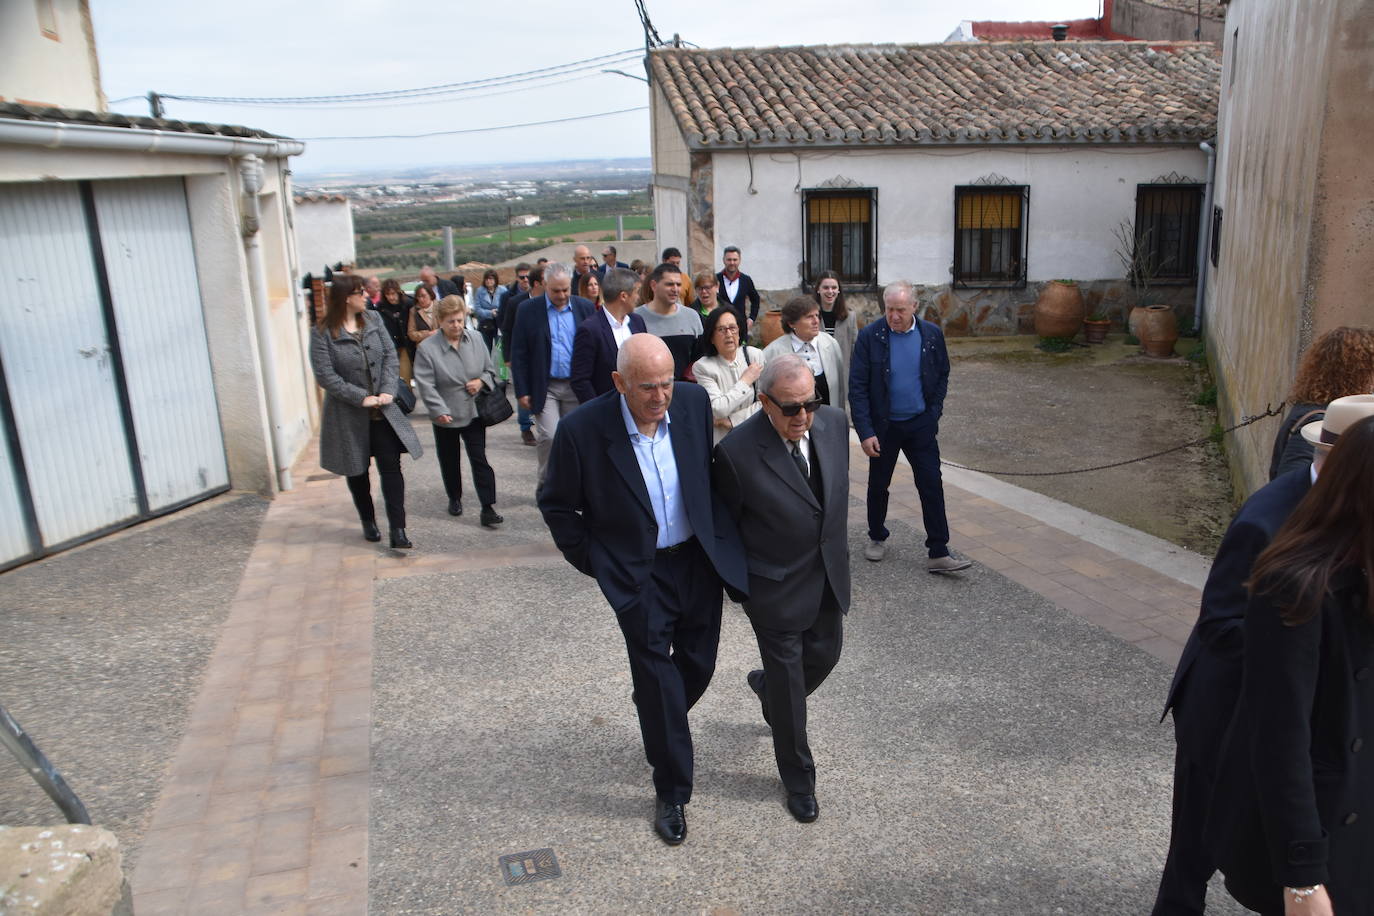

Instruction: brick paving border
[130,435,1203,911]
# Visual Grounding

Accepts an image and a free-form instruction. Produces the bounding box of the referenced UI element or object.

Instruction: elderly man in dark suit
[511,262,594,485]
[713,353,850,823]
[1152,394,1374,915]
[539,334,748,846]
[570,267,646,403]
[417,265,458,303]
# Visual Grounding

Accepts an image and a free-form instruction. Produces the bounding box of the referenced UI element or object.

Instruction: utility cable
[301,105,647,141]
[158,48,641,106]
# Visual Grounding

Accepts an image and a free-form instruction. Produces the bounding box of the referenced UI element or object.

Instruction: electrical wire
[218,72,611,112]
[159,48,642,106]
[301,105,648,141]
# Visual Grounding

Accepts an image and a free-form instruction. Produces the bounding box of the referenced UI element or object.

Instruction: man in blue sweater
[848,281,969,572]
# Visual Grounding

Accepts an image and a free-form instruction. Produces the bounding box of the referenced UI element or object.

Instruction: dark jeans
[433,421,496,509]
[346,419,406,529]
[617,539,723,805]
[866,412,950,557]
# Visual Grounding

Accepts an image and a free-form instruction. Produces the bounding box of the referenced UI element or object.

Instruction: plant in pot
[1083,310,1111,344]
[1112,220,1178,355]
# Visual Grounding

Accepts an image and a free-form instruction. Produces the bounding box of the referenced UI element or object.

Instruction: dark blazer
[538,384,749,612]
[848,317,949,442]
[368,295,412,353]
[500,289,530,353]
[510,294,594,413]
[716,270,761,320]
[1163,468,1313,747]
[570,311,647,403]
[598,261,630,278]
[424,278,459,302]
[1207,569,1374,913]
[712,405,851,630]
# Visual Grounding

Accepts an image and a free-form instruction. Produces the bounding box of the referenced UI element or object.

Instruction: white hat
[1300,394,1374,446]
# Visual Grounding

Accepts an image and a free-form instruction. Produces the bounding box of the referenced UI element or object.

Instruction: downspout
[238,154,293,491]
[1194,141,1217,335]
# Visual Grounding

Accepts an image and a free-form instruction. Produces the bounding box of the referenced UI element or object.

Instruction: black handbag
[394,378,416,415]
[476,380,514,427]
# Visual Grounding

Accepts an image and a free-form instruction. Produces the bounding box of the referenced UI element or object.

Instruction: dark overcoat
[310,310,423,477]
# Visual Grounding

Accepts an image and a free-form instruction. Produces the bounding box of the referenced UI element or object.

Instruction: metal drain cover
[498,847,561,886]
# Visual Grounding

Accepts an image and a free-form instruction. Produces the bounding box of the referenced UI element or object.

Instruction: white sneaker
[927,554,972,574]
[864,540,887,562]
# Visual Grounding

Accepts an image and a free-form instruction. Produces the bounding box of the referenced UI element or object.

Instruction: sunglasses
[770,397,823,417]
[517,275,530,281]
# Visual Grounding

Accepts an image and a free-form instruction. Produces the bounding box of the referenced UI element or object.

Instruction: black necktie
[792,440,823,502]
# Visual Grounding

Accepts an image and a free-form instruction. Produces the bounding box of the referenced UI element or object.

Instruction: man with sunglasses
[713,354,850,823]
[849,281,969,572]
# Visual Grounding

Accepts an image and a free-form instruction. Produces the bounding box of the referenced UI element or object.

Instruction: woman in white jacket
[762,296,848,416]
[692,306,763,445]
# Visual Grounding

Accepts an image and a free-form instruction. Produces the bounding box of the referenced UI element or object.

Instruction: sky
[92,0,1104,178]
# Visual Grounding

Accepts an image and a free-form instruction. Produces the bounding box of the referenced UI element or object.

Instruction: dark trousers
[346,419,406,529]
[866,412,950,557]
[751,582,844,795]
[432,421,496,509]
[1152,748,1215,915]
[616,540,723,805]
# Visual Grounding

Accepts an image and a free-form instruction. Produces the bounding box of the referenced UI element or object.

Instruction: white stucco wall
[293,198,356,276]
[709,146,1208,289]
[0,0,103,111]
[653,186,688,269]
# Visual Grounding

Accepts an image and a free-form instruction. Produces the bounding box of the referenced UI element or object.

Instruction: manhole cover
[498,848,560,886]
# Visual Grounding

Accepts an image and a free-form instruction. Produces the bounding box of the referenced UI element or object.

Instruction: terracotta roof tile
[649,41,1219,149]
[0,101,289,140]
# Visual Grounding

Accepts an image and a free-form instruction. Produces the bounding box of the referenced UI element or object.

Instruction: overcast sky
[92,0,1104,178]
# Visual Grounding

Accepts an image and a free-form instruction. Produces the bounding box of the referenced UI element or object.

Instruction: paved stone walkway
[126,427,1210,914]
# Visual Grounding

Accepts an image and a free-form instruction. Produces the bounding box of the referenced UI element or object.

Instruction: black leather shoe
[361,520,381,542]
[747,669,770,726]
[448,499,463,516]
[389,528,413,549]
[786,792,819,823]
[480,507,504,527]
[653,798,686,845]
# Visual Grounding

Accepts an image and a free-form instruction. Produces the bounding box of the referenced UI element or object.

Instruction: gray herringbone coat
[310,310,423,477]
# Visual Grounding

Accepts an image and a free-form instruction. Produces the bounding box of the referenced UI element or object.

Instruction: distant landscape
[297,158,653,277]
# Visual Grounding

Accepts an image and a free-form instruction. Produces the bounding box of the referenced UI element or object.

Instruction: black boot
[480,507,503,528]
[389,527,413,549]
[448,498,463,516]
[361,519,381,542]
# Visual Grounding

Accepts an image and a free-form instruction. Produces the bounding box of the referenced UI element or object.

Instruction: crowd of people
[310,248,1374,913]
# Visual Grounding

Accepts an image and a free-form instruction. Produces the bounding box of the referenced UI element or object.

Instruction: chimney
[1051,23,1069,40]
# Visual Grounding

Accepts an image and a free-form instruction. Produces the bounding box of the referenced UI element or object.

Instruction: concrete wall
[1203,0,1374,497]
[0,0,103,111]
[706,145,1206,300]
[1113,0,1227,43]
[293,198,356,277]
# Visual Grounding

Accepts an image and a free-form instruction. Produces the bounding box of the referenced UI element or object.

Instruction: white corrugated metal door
[0,182,140,550]
[93,178,228,511]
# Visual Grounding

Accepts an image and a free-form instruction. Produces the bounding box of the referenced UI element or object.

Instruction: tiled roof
[0,101,288,140]
[295,193,348,204]
[649,41,1219,148]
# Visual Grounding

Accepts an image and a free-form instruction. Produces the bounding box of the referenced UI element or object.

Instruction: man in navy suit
[597,244,627,277]
[539,334,748,846]
[511,262,594,485]
[1150,399,1374,914]
[716,246,761,327]
[570,267,646,403]
[849,281,969,572]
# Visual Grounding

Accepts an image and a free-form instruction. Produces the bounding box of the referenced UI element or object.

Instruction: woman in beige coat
[413,296,503,527]
[692,306,764,445]
[762,296,848,417]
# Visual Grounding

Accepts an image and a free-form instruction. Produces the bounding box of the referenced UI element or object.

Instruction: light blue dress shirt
[619,395,693,549]
[547,299,576,378]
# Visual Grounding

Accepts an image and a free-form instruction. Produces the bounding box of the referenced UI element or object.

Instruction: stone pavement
[0,405,1235,913]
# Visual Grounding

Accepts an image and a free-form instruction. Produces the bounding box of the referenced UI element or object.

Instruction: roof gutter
[0,116,305,158]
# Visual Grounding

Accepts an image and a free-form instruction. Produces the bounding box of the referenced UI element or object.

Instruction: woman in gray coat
[413,296,503,527]
[310,274,423,548]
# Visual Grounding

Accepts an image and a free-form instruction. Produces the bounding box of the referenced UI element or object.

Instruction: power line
[159,48,642,106]
[222,72,611,112]
[301,105,648,141]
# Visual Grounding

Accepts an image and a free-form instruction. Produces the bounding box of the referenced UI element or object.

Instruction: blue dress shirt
[619,395,693,549]
[548,300,576,378]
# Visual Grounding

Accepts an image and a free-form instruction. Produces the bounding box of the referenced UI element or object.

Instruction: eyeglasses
[771,397,823,417]
[714,325,739,335]
[517,275,529,282]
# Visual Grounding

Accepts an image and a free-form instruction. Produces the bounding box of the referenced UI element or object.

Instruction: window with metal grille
[1134,185,1204,281]
[953,186,1028,286]
[802,190,876,288]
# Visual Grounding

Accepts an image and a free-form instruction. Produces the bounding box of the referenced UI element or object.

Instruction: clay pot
[1083,319,1111,344]
[1127,305,1149,338]
[1033,281,1085,339]
[1137,305,1179,358]
[759,309,785,348]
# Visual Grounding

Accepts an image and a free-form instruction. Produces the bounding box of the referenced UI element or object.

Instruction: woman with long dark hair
[812,270,859,373]
[472,268,504,353]
[374,279,413,381]
[310,274,423,548]
[1209,407,1374,916]
[579,271,602,308]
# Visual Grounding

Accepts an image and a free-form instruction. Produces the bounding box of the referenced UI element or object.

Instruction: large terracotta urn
[759,309,785,348]
[1033,281,1085,339]
[1137,305,1179,358]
